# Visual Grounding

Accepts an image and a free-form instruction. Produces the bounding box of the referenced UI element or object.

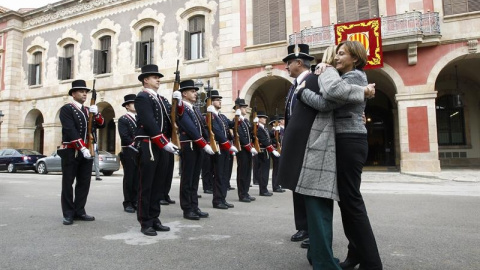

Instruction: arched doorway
[249,77,291,118]
[25,109,44,154]
[97,102,116,153]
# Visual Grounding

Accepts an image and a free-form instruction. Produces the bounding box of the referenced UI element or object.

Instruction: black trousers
[236,147,252,199]
[226,152,234,188]
[256,151,270,194]
[252,155,259,184]
[336,133,382,270]
[201,154,213,191]
[160,153,174,201]
[120,147,138,208]
[212,149,230,206]
[179,143,202,213]
[61,148,93,218]
[293,191,308,231]
[137,142,169,228]
[270,153,280,190]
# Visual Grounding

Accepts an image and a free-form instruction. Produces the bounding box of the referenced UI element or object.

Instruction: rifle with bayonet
[274,108,281,154]
[206,81,219,153]
[87,79,97,157]
[233,91,241,151]
[170,59,181,149]
[252,98,261,152]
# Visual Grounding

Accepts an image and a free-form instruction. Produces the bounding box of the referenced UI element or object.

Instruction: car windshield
[17,149,42,155]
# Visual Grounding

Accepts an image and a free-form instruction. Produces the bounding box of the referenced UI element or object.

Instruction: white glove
[207,105,217,114]
[258,123,264,129]
[163,142,180,155]
[203,144,215,155]
[250,148,258,156]
[253,117,259,123]
[235,109,241,116]
[80,147,91,159]
[272,150,280,157]
[89,105,98,115]
[239,115,244,121]
[275,126,281,131]
[172,90,182,101]
[229,145,238,154]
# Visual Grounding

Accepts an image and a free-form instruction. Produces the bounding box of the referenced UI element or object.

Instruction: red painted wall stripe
[232,65,286,97]
[321,0,330,25]
[407,106,430,152]
[292,0,300,33]
[386,0,396,16]
[424,0,434,12]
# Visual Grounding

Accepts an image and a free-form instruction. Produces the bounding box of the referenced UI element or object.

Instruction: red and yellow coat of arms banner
[334,18,383,70]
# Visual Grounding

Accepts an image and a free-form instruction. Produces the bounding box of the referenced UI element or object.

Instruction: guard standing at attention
[175,79,214,220]
[118,94,139,213]
[59,79,105,225]
[253,112,280,196]
[134,64,179,236]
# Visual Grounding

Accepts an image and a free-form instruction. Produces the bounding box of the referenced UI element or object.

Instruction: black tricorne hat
[69,80,91,96]
[138,64,164,82]
[233,98,248,109]
[256,111,268,118]
[282,44,315,63]
[178,79,199,92]
[122,94,136,107]
[204,90,222,103]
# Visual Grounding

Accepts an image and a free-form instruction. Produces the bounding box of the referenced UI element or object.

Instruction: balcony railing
[288,11,440,46]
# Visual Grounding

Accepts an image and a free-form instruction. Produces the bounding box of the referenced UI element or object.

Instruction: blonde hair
[322,45,336,65]
[336,40,368,70]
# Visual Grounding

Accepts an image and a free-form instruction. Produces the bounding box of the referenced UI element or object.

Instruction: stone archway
[96,101,116,153]
[23,109,45,154]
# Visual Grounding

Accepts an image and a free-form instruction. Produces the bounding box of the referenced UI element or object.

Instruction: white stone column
[396,91,441,173]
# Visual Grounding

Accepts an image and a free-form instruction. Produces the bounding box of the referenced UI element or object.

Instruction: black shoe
[204,189,213,194]
[223,201,234,208]
[301,239,310,249]
[184,211,200,220]
[339,257,360,269]
[141,227,157,236]
[63,217,73,225]
[213,203,229,209]
[124,205,135,213]
[153,222,170,232]
[96,177,102,181]
[273,188,285,193]
[159,200,169,205]
[74,214,95,221]
[239,197,251,203]
[228,187,235,191]
[195,209,209,218]
[197,194,202,198]
[291,230,308,242]
[166,198,176,204]
[260,192,273,196]
[248,195,256,201]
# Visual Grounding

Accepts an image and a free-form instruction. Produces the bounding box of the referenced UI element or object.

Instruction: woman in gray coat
[298,41,382,270]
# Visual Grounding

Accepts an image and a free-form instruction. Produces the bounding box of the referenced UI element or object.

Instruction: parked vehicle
[0,149,46,173]
[35,150,120,176]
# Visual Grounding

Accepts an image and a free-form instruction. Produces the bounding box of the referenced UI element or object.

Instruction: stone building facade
[0,0,479,173]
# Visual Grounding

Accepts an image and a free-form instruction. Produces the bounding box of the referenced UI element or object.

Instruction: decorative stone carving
[265,65,273,76]
[408,43,417,66]
[467,39,478,54]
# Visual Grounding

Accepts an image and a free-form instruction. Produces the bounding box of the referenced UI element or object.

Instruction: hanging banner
[334,18,383,69]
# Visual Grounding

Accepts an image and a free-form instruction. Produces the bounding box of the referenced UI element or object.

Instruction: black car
[0,149,46,173]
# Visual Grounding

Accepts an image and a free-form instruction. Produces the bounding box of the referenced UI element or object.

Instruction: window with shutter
[62,44,74,80]
[443,0,480,15]
[336,0,379,23]
[136,26,154,67]
[253,0,286,45]
[94,36,111,74]
[29,52,42,85]
[187,16,205,60]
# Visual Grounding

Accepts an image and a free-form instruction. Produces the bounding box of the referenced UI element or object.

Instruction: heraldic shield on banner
[334,18,383,70]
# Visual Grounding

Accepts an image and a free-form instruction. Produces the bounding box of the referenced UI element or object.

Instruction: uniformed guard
[118,94,139,213]
[252,112,280,196]
[206,90,238,209]
[269,115,285,193]
[59,79,105,225]
[175,80,214,220]
[134,64,179,236]
[218,109,235,191]
[234,99,258,203]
